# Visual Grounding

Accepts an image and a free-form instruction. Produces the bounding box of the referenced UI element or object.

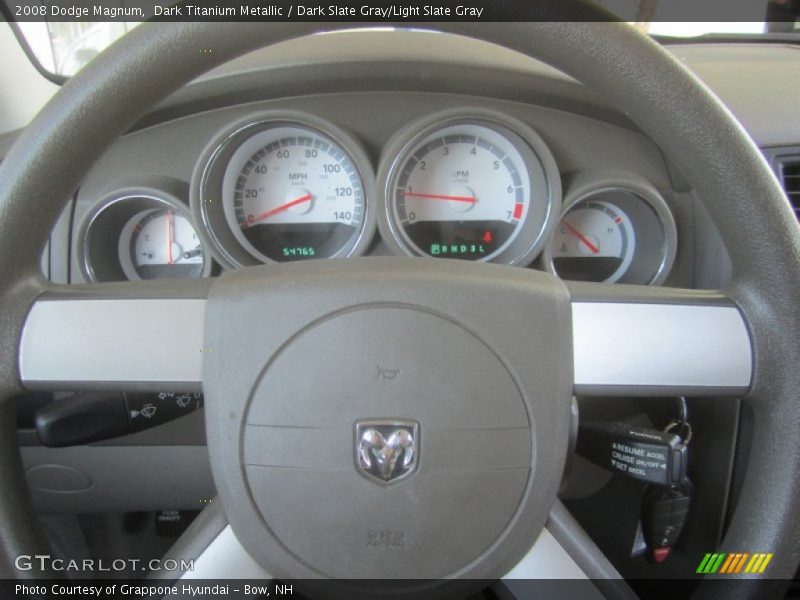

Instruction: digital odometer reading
[222,125,367,263]
[282,245,316,258]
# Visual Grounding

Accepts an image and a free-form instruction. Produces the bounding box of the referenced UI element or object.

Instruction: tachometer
[193,114,376,267]
[379,110,561,265]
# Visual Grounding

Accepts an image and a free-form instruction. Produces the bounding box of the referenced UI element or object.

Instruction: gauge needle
[167,210,174,264]
[243,193,313,228]
[403,192,477,204]
[562,220,600,254]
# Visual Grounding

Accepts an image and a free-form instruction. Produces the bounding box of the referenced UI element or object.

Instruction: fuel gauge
[119,208,209,280]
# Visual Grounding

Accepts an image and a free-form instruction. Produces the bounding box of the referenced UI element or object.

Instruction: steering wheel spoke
[159,499,632,599]
[19,276,754,400]
[19,280,210,392]
[569,282,752,398]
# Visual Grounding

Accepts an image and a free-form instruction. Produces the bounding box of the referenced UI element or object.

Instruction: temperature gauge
[544,183,677,285]
[551,201,636,283]
[119,208,209,280]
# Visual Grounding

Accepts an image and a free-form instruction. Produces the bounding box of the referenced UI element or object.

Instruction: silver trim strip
[502,527,589,580]
[19,299,205,388]
[18,298,752,394]
[176,524,585,581]
[573,302,752,393]
[179,525,270,580]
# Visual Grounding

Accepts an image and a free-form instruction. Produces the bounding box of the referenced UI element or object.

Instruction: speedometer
[193,114,376,267]
[379,110,561,265]
[224,126,366,262]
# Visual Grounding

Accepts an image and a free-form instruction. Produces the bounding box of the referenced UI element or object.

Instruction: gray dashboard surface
[3,33,798,151]
[667,43,800,147]
[159,32,800,149]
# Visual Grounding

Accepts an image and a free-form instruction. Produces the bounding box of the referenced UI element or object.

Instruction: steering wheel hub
[204,260,572,580]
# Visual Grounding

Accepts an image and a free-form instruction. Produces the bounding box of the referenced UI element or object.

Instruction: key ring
[664,420,692,445]
[675,396,688,425]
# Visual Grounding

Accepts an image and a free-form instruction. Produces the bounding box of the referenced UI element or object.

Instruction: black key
[641,477,693,563]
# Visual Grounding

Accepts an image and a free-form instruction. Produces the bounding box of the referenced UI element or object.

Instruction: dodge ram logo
[355,420,419,485]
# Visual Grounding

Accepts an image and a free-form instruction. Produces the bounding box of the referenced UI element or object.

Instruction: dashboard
[6,29,799,520]
[66,26,706,292]
[78,104,678,286]
[55,33,797,296]
[0,32,795,299]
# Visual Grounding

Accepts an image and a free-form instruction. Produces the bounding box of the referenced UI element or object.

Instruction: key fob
[641,477,693,563]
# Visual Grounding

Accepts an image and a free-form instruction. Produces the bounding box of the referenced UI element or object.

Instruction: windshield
[7,1,800,79]
[15,21,140,78]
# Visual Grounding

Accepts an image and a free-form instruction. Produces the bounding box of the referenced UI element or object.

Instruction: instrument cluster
[79,109,677,286]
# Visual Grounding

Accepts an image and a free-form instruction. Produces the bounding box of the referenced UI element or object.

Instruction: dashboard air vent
[779,157,800,220]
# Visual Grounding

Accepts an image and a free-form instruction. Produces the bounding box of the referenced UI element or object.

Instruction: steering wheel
[1,18,799,599]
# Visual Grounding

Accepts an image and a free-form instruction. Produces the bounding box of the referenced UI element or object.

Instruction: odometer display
[222,125,367,263]
[380,113,560,266]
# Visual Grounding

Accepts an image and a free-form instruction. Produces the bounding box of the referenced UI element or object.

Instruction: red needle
[403,192,476,204]
[167,210,174,264]
[562,220,600,254]
[242,193,313,228]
